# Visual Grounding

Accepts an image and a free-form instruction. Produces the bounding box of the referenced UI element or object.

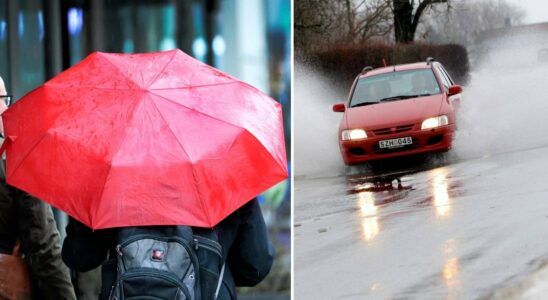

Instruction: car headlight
[341,129,367,140]
[421,115,449,130]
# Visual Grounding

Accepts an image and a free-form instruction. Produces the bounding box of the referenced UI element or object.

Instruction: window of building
[0,0,8,90]
[18,0,45,96]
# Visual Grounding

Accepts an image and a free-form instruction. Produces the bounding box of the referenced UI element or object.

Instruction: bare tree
[418,0,526,46]
[347,0,393,42]
[294,0,343,54]
[392,0,450,43]
[295,0,394,54]
[296,0,522,52]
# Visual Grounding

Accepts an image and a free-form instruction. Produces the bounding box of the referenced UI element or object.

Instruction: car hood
[345,94,444,129]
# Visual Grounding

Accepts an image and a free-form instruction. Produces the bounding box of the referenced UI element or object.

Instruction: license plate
[379,137,413,149]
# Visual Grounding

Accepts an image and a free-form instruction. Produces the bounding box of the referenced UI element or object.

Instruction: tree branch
[411,0,447,35]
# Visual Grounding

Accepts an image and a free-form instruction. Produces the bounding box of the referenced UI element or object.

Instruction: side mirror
[332,103,346,112]
[448,85,463,96]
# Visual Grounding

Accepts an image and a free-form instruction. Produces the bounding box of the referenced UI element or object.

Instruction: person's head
[368,81,390,100]
[411,72,429,91]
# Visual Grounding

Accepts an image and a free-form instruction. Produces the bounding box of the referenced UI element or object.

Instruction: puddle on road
[357,192,381,241]
[431,168,452,217]
[417,167,465,218]
[350,168,469,297]
[345,160,467,243]
[350,174,414,241]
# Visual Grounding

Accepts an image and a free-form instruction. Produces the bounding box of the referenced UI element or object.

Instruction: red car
[333,58,463,165]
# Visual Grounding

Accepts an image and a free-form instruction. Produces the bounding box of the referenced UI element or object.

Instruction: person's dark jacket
[62,198,273,299]
[0,181,76,300]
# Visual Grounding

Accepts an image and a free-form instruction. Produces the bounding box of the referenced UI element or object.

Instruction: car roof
[359,62,432,79]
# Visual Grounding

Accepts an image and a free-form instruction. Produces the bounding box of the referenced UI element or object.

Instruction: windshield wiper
[351,101,379,108]
[379,96,411,102]
[379,94,432,102]
[406,93,432,98]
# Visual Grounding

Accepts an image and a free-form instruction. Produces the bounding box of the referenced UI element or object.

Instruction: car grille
[372,138,419,154]
[373,124,414,136]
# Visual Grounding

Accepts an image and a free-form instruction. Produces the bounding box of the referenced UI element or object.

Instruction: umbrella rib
[149,81,238,91]
[144,50,178,89]
[91,158,115,229]
[90,96,145,228]
[6,133,48,180]
[147,98,213,226]
[98,53,142,89]
[43,85,146,91]
[224,128,288,179]
[149,91,287,172]
[149,90,244,130]
[45,81,238,92]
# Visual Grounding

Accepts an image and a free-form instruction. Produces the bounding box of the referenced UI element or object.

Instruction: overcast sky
[506,0,548,24]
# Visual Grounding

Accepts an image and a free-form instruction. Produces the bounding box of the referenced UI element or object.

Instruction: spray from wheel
[294,63,347,178]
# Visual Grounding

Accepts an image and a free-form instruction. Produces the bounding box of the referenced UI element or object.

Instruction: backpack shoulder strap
[214,262,226,300]
[192,227,224,300]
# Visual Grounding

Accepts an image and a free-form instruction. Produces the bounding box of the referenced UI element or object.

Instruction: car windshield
[349,69,441,108]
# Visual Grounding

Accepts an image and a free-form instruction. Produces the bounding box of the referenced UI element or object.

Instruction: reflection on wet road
[357,192,379,241]
[443,238,460,300]
[431,168,451,218]
[295,147,548,299]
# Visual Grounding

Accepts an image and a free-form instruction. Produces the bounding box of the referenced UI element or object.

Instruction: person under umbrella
[62,198,273,299]
[2,50,286,299]
[0,75,76,300]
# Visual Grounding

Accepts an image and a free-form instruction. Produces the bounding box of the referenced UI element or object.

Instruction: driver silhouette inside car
[367,81,391,101]
[410,72,435,95]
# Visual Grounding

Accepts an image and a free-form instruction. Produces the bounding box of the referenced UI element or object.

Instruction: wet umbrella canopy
[1,49,287,229]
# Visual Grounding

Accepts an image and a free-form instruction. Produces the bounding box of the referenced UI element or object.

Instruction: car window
[349,69,441,107]
[439,65,455,86]
[434,65,451,88]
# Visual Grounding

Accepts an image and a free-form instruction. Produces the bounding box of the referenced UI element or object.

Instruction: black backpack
[108,226,224,300]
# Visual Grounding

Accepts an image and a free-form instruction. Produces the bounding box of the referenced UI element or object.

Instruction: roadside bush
[308,43,469,89]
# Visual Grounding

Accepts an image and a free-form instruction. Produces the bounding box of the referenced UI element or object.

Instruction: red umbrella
[1,49,287,229]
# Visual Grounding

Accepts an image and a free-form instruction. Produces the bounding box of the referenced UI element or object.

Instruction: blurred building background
[0,0,290,298]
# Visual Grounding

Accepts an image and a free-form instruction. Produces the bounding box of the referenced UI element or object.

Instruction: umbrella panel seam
[6,133,49,180]
[44,80,239,92]
[149,88,247,135]
[146,96,212,226]
[96,53,144,90]
[143,50,178,89]
[91,95,144,229]
[227,129,288,182]
[148,81,238,91]
[149,90,287,172]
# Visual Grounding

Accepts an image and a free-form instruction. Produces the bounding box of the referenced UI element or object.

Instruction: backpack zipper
[119,234,191,248]
[120,269,193,300]
[193,236,222,257]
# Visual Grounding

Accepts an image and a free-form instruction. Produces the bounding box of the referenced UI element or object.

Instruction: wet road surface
[294,147,548,299]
